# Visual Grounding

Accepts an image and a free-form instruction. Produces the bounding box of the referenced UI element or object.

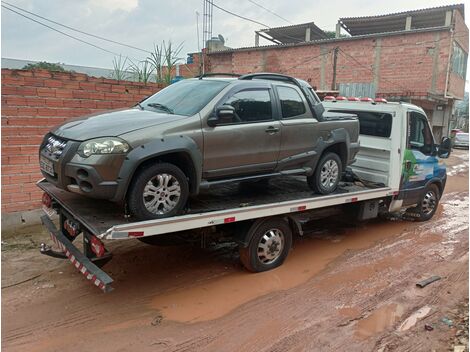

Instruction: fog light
[77,169,89,180]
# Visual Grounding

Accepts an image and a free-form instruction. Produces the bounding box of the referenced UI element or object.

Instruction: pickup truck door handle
[265,126,280,134]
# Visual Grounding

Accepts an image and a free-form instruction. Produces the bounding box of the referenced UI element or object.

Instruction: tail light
[90,236,105,257]
[323,95,336,101]
[360,97,373,102]
[348,97,360,101]
[336,96,347,100]
[42,192,52,208]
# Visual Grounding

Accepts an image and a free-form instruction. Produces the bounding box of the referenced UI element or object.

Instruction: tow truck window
[408,112,434,155]
[329,110,392,137]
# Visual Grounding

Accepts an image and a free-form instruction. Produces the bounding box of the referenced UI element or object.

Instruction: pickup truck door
[275,85,321,171]
[202,86,281,179]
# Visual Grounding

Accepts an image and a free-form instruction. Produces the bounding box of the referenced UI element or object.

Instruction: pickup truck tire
[406,184,440,222]
[239,218,292,272]
[307,152,342,194]
[127,163,189,221]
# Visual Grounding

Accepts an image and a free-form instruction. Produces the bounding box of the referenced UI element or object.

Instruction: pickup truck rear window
[329,109,392,137]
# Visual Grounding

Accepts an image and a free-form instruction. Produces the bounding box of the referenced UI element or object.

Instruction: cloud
[1,0,469,72]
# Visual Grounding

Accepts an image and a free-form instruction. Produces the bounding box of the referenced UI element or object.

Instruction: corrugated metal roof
[340,4,464,36]
[258,22,328,44]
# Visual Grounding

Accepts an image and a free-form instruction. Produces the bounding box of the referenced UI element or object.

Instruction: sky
[1,0,469,83]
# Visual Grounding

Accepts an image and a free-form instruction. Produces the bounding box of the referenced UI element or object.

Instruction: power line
[338,48,410,92]
[247,0,292,24]
[281,50,332,72]
[212,2,305,44]
[212,2,269,28]
[1,1,151,54]
[2,4,124,57]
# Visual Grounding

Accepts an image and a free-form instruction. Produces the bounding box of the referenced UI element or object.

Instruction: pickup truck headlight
[78,137,130,157]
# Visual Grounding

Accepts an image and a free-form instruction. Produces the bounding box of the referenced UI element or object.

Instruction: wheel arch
[112,136,203,202]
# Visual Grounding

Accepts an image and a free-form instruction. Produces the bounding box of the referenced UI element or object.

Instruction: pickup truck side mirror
[208,105,235,127]
[438,137,452,158]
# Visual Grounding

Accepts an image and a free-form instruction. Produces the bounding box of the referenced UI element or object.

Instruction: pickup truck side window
[277,86,306,118]
[408,112,434,155]
[223,89,273,123]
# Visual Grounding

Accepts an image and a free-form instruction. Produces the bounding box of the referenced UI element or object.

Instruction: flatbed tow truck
[38,97,451,292]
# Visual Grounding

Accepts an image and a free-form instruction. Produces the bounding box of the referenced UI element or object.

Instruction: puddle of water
[150,220,413,323]
[397,305,431,332]
[355,303,405,339]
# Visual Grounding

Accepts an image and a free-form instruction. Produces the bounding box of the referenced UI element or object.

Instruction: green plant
[148,43,164,83]
[128,59,154,84]
[162,41,184,85]
[111,55,128,81]
[22,61,66,72]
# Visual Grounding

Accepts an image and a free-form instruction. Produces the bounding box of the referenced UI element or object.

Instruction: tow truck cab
[322,97,451,213]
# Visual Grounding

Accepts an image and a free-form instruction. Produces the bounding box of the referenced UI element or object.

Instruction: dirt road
[2,150,468,352]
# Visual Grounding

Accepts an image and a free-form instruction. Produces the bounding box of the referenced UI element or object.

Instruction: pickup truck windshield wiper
[146,103,174,114]
[136,102,144,110]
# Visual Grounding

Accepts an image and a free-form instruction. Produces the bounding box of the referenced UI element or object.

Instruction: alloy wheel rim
[421,190,437,215]
[257,229,285,264]
[143,173,181,214]
[320,159,339,189]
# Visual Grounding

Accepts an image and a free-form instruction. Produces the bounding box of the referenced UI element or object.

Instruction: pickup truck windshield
[141,80,229,116]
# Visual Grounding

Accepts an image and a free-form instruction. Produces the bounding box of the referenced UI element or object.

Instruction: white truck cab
[323,97,451,217]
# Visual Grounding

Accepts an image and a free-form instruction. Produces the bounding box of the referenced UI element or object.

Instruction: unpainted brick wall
[1,69,164,213]
[209,28,467,99]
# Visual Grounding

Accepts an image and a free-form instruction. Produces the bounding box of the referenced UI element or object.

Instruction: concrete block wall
[1,69,163,215]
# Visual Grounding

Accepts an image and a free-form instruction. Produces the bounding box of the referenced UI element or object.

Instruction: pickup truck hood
[52,108,186,141]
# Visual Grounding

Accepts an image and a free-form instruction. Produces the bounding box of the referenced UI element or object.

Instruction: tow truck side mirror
[438,137,452,159]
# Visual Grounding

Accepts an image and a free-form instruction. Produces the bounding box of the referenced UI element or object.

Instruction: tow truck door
[400,110,445,205]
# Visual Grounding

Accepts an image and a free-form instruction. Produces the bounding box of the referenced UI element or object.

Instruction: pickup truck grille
[44,135,67,160]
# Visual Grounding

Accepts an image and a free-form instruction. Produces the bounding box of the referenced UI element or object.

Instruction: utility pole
[331,47,339,91]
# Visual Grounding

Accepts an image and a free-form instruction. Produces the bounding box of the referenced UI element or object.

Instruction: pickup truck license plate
[40,156,54,176]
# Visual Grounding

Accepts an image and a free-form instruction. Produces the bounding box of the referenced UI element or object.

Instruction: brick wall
[1,69,164,213]
[209,28,466,100]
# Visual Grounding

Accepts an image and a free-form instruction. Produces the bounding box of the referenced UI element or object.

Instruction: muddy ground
[2,150,468,352]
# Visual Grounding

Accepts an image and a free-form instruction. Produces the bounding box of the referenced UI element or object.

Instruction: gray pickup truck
[39,73,359,220]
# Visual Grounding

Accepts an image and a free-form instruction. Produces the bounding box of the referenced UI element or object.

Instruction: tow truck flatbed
[38,178,392,241]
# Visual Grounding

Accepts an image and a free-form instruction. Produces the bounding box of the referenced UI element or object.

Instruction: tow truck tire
[307,152,342,195]
[128,163,189,221]
[239,218,292,272]
[406,184,440,222]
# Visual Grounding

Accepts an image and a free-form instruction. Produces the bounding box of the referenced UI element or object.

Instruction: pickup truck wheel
[406,184,440,222]
[239,218,292,272]
[128,163,189,221]
[307,152,342,194]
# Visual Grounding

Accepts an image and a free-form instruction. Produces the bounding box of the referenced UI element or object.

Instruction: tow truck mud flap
[40,215,114,292]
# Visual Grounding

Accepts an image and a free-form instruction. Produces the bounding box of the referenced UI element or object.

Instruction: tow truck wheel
[239,218,292,272]
[307,152,342,195]
[406,184,440,222]
[128,163,189,221]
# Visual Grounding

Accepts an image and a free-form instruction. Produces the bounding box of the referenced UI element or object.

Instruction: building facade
[207,4,468,140]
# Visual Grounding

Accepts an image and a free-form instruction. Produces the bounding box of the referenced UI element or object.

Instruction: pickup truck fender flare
[308,128,354,170]
[111,136,203,202]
